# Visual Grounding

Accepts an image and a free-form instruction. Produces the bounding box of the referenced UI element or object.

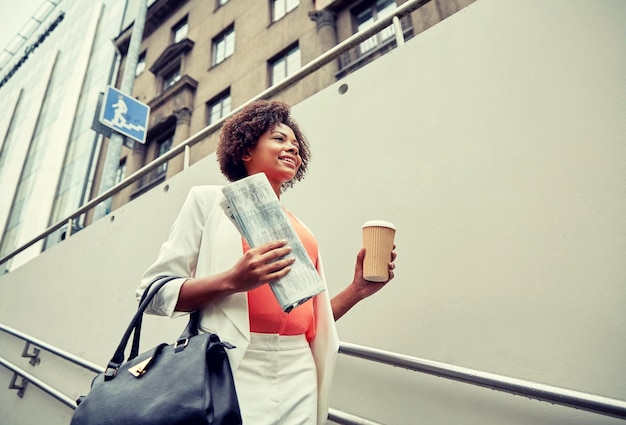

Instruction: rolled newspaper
[220,173,325,312]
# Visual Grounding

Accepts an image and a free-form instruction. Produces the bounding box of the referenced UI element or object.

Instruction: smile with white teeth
[280,157,296,165]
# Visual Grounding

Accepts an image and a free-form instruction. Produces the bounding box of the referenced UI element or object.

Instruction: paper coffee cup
[362,220,396,282]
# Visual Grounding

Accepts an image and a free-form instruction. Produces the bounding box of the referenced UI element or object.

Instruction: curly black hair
[216,100,311,191]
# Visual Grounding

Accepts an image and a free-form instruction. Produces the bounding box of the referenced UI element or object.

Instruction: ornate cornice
[149,38,194,75]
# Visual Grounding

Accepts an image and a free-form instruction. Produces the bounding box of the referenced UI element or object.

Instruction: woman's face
[242,123,302,193]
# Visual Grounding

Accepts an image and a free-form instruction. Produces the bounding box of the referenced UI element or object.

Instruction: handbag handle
[129,278,202,359]
[129,275,172,359]
[104,276,198,380]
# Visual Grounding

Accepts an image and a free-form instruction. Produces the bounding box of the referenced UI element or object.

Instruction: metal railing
[2,322,625,423]
[0,0,429,270]
[0,322,104,410]
[339,342,626,421]
[0,356,77,409]
[0,323,103,374]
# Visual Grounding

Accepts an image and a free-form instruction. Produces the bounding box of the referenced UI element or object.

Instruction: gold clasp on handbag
[128,357,153,378]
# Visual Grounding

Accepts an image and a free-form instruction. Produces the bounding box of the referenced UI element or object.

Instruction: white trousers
[234,333,318,425]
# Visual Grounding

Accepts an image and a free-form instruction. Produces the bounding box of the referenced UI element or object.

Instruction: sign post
[93,0,147,220]
[99,86,149,144]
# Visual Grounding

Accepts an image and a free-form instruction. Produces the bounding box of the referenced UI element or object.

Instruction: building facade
[0,0,131,271]
[91,0,475,212]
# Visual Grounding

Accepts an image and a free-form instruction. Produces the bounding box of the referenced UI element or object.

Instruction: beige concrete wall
[287,0,626,422]
[1,0,625,423]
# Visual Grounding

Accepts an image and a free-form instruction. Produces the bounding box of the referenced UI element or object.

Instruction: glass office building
[0,0,128,271]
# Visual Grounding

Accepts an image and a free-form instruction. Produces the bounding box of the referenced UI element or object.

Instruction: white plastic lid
[362,220,396,230]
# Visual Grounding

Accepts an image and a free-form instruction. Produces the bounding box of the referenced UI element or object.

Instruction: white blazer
[137,185,339,424]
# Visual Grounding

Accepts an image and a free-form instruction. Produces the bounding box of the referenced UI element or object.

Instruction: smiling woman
[137,99,396,425]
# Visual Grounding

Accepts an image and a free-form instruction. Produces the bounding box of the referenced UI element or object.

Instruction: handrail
[340,342,626,420]
[0,355,76,409]
[2,322,625,421]
[0,323,103,373]
[328,408,382,425]
[0,324,626,425]
[0,0,429,269]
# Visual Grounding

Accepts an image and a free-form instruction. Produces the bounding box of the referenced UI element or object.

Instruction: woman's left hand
[350,245,397,300]
[331,245,396,320]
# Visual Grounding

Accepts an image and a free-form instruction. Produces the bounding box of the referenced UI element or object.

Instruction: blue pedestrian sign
[99,86,150,144]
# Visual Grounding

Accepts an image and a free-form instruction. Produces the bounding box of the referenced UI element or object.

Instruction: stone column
[309,9,339,80]
[309,9,337,46]
[168,106,192,176]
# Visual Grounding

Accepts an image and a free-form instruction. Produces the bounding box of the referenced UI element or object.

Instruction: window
[207,91,231,125]
[172,17,188,44]
[272,0,299,22]
[156,136,173,175]
[269,44,300,86]
[162,64,181,91]
[115,159,126,184]
[135,52,146,76]
[212,26,235,66]
[355,0,396,54]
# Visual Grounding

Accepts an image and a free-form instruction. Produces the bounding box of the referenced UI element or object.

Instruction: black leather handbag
[70,276,242,425]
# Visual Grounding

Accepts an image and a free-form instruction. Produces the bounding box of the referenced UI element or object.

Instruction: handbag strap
[129,275,171,360]
[104,276,182,379]
[129,286,202,359]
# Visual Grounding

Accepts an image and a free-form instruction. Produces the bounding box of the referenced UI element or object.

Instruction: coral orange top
[243,210,319,341]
